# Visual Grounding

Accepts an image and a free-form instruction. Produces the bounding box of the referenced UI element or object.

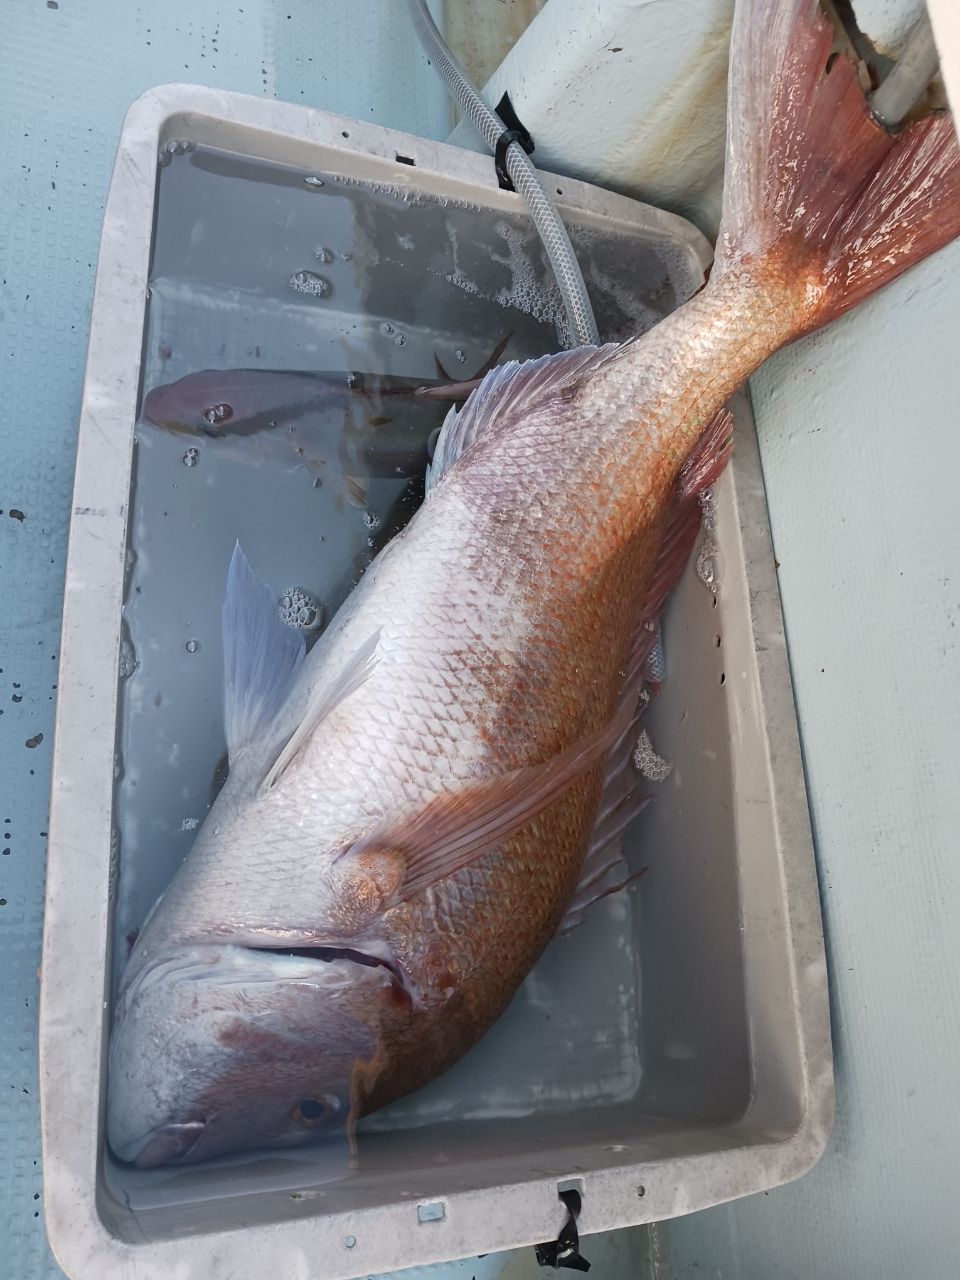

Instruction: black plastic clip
[494,91,535,191]
[535,1188,591,1272]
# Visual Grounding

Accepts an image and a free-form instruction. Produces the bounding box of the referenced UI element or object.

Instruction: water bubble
[185,639,200,654]
[159,138,194,166]
[380,321,394,336]
[362,512,382,531]
[181,447,199,467]
[394,333,406,347]
[314,246,334,264]
[455,348,466,364]
[633,729,673,783]
[201,402,233,427]
[695,487,722,594]
[338,250,352,262]
[278,587,323,632]
[289,270,330,298]
[118,633,138,679]
[303,175,325,188]
[696,552,717,587]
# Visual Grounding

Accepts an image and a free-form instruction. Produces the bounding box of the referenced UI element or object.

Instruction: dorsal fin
[426,342,624,492]
[222,543,305,762]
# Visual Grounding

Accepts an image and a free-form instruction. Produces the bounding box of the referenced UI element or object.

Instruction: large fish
[108,0,960,1168]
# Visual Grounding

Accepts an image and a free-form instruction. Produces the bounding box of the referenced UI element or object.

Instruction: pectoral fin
[341,709,631,904]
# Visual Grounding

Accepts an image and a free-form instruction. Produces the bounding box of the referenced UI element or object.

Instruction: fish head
[107,942,399,1168]
[141,371,246,436]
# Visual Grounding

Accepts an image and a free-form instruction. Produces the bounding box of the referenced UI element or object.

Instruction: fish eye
[292,1096,336,1128]
[201,402,234,426]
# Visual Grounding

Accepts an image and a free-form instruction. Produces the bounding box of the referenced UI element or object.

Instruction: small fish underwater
[108,0,960,1168]
[140,340,508,481]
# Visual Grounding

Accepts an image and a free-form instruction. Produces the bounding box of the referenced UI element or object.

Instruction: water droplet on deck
[181,447,199,467]
[303,175,325,188]
[185,639,200,654]
[394,333,406,347]
[362,512,382,530]
[314,246,334,264]
[380,321,394,336]
[289,270,330,298]
[455,348,466,363]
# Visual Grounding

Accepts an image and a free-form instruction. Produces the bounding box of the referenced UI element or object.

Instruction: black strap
[535,1188,591,1272]
[494,90,535,191]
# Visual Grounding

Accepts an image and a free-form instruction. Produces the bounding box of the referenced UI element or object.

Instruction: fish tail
[713,0,960,332]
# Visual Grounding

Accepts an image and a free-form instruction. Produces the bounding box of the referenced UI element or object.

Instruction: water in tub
[111,142,735,1182]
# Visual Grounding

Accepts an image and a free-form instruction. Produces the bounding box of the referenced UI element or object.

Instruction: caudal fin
[715,0,960,329]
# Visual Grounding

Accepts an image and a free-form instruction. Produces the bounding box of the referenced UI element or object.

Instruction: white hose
[406,0,599,349]
[869,14,940,129]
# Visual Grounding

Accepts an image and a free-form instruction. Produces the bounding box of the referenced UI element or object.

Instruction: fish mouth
[244,943,409,991]
[128,1121,207,1169]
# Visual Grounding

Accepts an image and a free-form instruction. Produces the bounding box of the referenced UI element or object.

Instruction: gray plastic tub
[40,86,832,1280]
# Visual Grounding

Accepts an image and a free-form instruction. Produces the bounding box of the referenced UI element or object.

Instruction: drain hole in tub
[341,130,350,139]
[715,635,722,647]
[417,1201,446,1224]
[637,1185,646,1198]
[719,672,726,685]
[344,1235,357,1249]
[396,153,416,166]
[557,1177,584,1196]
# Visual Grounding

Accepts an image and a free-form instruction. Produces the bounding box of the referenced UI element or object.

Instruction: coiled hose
[406,0,599,349]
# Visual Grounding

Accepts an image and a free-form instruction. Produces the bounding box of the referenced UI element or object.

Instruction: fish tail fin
[713,0,960,331]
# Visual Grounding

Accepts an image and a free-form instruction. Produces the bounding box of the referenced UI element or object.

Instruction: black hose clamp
[494,91,535,191]
[535,1188,591,1272]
